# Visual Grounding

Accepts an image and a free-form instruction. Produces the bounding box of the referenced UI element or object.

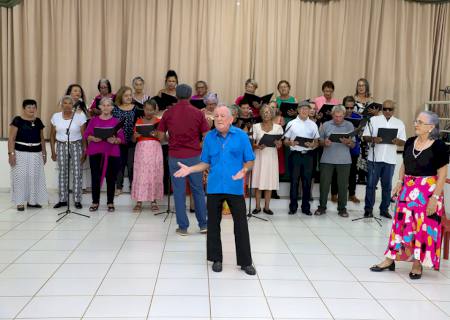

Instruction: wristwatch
[432,194,440,200]
[8,151,15,155]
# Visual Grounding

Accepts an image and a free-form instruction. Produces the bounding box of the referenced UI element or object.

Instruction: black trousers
[207,194,252,267]
[331,155,359,197]
[288,151,314,213]
[90,154,120,204]
[116,143,135,190]
[162,144,170,194]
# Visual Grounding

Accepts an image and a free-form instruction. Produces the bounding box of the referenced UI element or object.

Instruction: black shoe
[252,208,261,215]
[74,202,82,209]
[53,202,67,209]
[263,208,274,215]
[241,265,256,275]
[409,265,423,280]
[364,210,373,218]
[370,261,395,272]
[189,208,195,213]
[288,210,297,215]
[212,261,223,272]
[380,211,392,219]
[17,205,25,211]
[271,190,280,199]
[27,203,42,208]
[338,209,349,218]
[302,210,312,216]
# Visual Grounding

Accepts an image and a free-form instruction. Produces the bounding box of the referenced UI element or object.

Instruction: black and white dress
[10,116,48,206]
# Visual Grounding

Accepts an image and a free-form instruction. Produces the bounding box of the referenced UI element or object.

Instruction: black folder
[294,136,314,147]
[328,133,352,143]
[151,93,178,111]
[377,128,398,144]
[345,117,368,129]
[190,99,206,109]
[318,104,335,122]
[258,134,283,148]
[279,102,298,118]
[136,124,157,137]
[243,92,273,106]
[361,102,382,116]
[93,119,124,140]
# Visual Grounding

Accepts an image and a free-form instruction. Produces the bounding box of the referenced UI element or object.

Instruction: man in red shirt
[157,84,209,235]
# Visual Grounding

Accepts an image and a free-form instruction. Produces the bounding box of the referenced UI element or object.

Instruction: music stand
[57,110,90,222]
[154,176,175,222]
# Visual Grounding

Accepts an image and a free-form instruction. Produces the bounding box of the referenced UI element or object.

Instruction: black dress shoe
[271,190,280,199]
[263,208,274,215]
[53,202,67,209]
[17,205,25,211]
[288,210,297,215]
[241,265,256,275]
[364,210,373,218]
[212,261,223,272]
[74,202,82,209]
[370,261,395,272]
[252,208,261,215]
[27,203,42,208]
[302,210,312,216]
[409,265,423,280]
[380,211,392,219]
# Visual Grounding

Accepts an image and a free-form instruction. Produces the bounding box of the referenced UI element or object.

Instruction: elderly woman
[251,105,283,215]
[192,81,208,100]
[235,78,260,117]
[370,111,448,279]
[354,78,376,114]
[90,79,115,116]
[50,96,87,209]
[132,76,150,106]
[8,99,48,211]
[65,84,88,116]
[202,92,218,129]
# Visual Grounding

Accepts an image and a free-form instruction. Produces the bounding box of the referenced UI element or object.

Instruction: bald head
[214,105,234,135]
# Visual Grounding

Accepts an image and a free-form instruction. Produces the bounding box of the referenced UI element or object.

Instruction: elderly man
[284,100,320,215]
[174,105,256,275]
[362,100,406,219]
[157,84,209,235]
[315,105,355,217]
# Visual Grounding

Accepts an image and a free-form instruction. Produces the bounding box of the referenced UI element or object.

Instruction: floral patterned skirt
[385,175,444,270]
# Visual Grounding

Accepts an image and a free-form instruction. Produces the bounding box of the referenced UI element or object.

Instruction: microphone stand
[246,118,268,222]
[57,106,90,222]
[154,176,175,222]
[352,108,382,226]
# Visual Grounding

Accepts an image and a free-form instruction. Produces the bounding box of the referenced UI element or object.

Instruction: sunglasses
[383,108,394,111]
[345,107,354,110]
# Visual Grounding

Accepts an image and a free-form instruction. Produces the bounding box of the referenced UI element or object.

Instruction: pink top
[235,95,260,117]
[313,96,340,111]
[84,116,125,157]
[191,95,205,100]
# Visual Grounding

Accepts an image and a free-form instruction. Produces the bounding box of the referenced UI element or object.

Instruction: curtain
[1,0,450,137]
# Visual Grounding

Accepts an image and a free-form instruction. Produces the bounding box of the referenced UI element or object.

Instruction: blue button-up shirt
[201,126,255,195]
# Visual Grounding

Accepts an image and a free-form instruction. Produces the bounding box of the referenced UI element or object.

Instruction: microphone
[73,98,83,109]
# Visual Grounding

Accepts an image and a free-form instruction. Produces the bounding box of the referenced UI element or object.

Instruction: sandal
[151,201,159,211]
[107,204,115,212]
[133,202,143,212]
[89,203,99,212]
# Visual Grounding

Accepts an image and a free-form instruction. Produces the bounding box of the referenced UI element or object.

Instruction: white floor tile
[158,263,207,279]
[98,278,156,295]
[18,296,91,318]
[323,298,391,319]
[302,265,356,281]
[15,250,71,263]
[256,265,308,280]
[261,279,318,297]
[37,278,102,296]
[380,299,450,320]
[0,263,59,278]
[106,263,160,278]
[0,297,31,318]
[267,297,331,319]
[211,297,271,318]
[433,301,450,317]
[154,278,208,296]
[363,281,426,300]
[0,250,23,263]
[0,278,47,296]
[161,251,205,264]
[149,296,210,317]
[412,283,450,301]
[30,239,80,251]
[312,280,372,299]
[85,295,151,317]
[52,263,110,278]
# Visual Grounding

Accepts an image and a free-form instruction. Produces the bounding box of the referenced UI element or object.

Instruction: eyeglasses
[414,120,433,126]
[345,107,354,110]
[382,108,394,112]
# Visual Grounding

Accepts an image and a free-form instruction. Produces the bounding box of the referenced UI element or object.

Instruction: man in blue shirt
[174,105,256,275]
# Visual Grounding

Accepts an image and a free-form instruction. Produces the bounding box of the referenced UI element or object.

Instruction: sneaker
[241,265,256,275]
[349,195,360,203]
[176,228,188,236]
[200,227,207,234]
[212,261,222,272]
[338,209,349,217]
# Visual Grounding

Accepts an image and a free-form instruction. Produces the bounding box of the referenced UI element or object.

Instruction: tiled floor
[0,192,449,320]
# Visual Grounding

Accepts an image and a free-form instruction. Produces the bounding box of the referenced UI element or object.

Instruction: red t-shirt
[157,100,209,158]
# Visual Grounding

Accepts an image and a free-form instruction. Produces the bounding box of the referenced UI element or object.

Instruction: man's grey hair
[331,105,346,114]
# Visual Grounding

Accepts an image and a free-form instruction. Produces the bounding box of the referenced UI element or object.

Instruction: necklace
[412,137,429,159]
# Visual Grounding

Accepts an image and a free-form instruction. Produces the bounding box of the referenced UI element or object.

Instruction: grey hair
[99,97,114,106]
[203,92,218,105]
[420,110,440,140]
[260,104,275,118]
[228,104,239,115]
[132,76,145,85]
[60,95,74,106]
[331,105,346,114]
[245,78,258,89]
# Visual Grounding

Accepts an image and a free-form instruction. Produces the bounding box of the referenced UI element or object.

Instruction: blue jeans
[364,161,395,213]
[168,156,207,230]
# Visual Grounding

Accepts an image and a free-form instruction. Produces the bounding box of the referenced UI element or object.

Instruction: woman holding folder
[131,99,163,212]
[84,97,124,212]
[251,105,283,215]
